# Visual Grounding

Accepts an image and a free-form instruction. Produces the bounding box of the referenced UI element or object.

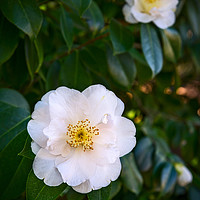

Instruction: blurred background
[0,0,200,199]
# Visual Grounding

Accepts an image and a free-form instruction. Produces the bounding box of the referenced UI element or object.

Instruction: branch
[47,32,109,65]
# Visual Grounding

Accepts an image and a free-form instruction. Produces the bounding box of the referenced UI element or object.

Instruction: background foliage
[0,0,200,199]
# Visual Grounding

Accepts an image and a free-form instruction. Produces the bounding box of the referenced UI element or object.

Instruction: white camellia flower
[175,163,193,187]
[123,0,179,29]
[27,84,136,193]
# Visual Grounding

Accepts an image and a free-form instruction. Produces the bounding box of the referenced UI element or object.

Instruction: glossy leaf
[18,135,35,160]
[0,88,31,200]
[161,28,182,63]
[109,19,134,54]
[107,48,136,88]
[0,17,19,65]
[121,153,143,195]
[0,88,30,111]
[87,184,111,200]
[0,89,30,151]
[141,24,163,77]
[0,130,32,200]
[25,37,44,80]
[60,51,92,90]
[0,0,43,38]
[161,162,177,196]
[26,170,68,200]
[60,6,74,51]
[83,1,104,31]
[134,137,154,172]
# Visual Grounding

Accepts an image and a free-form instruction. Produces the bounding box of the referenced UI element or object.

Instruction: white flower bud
[175,163,193,187]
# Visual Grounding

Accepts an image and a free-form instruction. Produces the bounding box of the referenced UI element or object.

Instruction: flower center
[66,119,99,151]
[141,0,161,13]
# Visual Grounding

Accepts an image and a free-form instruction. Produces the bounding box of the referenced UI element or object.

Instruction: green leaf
[46,61,61,91]
[83,1,104,31]
[0,89,30,151]
[134,137,154,172]
[160,162,177,196]
[0,89,30,200]
[109,19,134,54]
[141,24,163,77]
[121,153,143,195]
[25,36,44,80]
[109,180,121,200]
[0,17,19,65]
[66,188,85,200]
[129,48,148,66]
[161,28,182,63]
[71,0,92,15]
[60,51,92,90]
[0,0,43,39]
[80,46,108,76]
[0,88,30,111]
[87,184,111,200]
[0,130,32,200]
[60,6,74,51]
[26,170,68,200]
[18,135,35,160]
[107,48,136,88]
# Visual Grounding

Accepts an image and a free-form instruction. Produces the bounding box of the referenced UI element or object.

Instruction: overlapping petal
[123,0,179,29]
[28,84,136,193]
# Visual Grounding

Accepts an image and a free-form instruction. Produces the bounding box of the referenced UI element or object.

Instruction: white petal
[153,11,175,29]
[49,86,89,123]
[33,149,63,186]
[112,116,136,157]
[159,0,178,10]
[27,91,53,148]
[131,6,155,23]
[176,165,193,186]
[31,141,40,155]
[94,129,116,146]
[57,150,96,186]
[125,0,134,6]
[43,119,71,157]
[82,85,120,124]
[89,158,121,190]
[123,5,138,24]
[72,180,92,194]
[115,98,124,116]
[86,142,120,166]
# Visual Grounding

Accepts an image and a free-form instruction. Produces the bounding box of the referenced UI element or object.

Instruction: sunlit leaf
[161,28,182,63]
[141,24,163,77]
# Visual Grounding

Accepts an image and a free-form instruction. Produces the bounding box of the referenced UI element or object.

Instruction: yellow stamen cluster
[141,0,161,13]
[66,119,99,151]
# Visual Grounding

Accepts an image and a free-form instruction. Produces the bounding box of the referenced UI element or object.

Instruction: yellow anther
[66,119,99,151]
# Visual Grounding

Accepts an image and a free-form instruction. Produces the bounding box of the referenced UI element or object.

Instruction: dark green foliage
[0,0,200,200]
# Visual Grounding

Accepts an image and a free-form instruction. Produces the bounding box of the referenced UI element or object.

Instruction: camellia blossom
[175,163,193,187]
[122,0,179,29]
[27,85,136,193]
